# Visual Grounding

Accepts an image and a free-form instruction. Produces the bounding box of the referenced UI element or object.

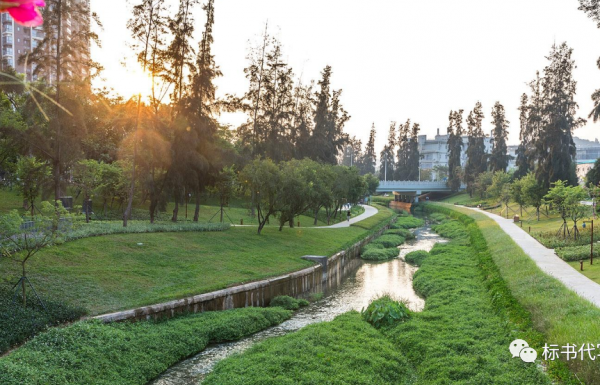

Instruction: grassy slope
[0,206,394,315]
[436,203,600,383]
[0,307,291,385]
[204,211,550,384]
[204,312,416,385]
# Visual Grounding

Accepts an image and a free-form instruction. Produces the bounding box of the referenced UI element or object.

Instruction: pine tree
[447,110,463,192]
[361,124,376,175]
[406,123,420,180]
[535,43,584,188]
[489,102,510,173]
[379,122,396,180]
[395,119,410,180]
[514,94,532,179]
[308,66,349,164]
[26,0,102,201]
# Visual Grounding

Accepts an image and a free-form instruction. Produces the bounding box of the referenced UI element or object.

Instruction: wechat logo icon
[510,339,537,363]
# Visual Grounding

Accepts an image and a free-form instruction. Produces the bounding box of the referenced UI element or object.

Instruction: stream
[150,225,444,385]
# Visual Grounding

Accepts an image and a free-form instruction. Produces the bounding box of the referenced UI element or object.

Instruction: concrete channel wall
[94,221,394,323]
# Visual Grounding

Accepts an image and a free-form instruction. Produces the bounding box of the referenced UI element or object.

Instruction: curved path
[321,204,379,229]
[464,206,600,307]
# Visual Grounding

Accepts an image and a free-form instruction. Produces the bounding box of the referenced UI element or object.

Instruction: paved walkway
[466,206,600,307]
[321,205,379,229]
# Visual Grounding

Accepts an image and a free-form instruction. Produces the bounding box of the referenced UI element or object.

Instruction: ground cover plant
[361,294,411,329]
[203,312,417,385]
[370,234,405,248]
[403,250,429,266]
[429,204,599,383]
[554,245,599,262]
[204,209,554,384]
[0,288,86,354]
[0,307,291,385]
[385,228,415,239]
[389,216,424,229]
[269,295,309,310]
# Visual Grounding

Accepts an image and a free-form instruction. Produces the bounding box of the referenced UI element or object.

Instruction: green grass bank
[203,208,554,384]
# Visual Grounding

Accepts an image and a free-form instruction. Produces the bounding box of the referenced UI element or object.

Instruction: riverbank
[201,208,554,384]
[432,203,600,383]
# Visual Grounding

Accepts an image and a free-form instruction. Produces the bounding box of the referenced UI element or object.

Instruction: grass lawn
[435,203,600,383]
[568,260,600,283]
[0,206,393,316]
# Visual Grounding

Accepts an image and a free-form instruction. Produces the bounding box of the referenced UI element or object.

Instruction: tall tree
[379,121,396,180]
[447,110,463,192]
[465,102,486,195]
[361,124,376,175]
[489,102,510,173]
[514,94,532,179]
[123,0,168,226]
[535,43,584,188]
[26,0,102,201]
[395,119,410,180]
[308,66,349,164]
[406,122,420,180]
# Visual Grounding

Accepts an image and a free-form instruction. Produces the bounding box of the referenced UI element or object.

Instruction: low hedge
[385,228,415,240]
[554,245,599,262]
[0,307,291,385]
[0,288,86,354]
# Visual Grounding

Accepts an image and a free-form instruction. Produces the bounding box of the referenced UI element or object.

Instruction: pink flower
[0,0,45,27]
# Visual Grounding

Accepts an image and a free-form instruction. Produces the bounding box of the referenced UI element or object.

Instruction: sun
[97,61,153,101]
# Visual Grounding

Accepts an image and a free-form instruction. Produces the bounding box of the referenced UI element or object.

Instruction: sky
[91,0,600,154]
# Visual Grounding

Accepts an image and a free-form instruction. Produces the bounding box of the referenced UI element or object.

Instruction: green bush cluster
[404,250,429,266]
[361,295,411,329]
[555,245,599,262]
[351,205,396,232]
[0,289,85,354]
[428,212,448,223]
[0,307,291,385]
[532,231,592,249]
[361,247,400,261]
[385,228,415,239]
[203,312,416,385]
[269,295,309,310]
[390,216,424,229]
[371,234,405,248]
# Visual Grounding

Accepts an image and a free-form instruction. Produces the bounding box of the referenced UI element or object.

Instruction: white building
[418,128,493,176]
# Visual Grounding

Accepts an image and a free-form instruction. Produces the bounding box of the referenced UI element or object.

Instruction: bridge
[375,181,466,202]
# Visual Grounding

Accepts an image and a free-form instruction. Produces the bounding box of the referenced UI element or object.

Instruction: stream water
[150,225,444,385]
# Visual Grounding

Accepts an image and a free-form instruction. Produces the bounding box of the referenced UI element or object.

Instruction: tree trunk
[314,209,319,226]
[172,199,179,222]
[21,262,26,307]
[85,194,90,223]
[193,190,201,222]
[149,198,158,224]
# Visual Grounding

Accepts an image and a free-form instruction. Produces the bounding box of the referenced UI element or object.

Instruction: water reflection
[150,226,443,385]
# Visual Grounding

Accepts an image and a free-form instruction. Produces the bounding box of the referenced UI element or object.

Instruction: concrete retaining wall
[94,222,393,323]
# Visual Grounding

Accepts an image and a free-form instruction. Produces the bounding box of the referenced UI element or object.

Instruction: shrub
[308,292,324,302]
[390,216,424,229]
[0,307,291,385]
[361,295,411,329]
[532,231,592,249]
[269,296,309,311]
[371,234,405,248]
[385,228,415,239]
[555,245,599,262]
[428,213,448,223]
[0,288,86,354]
[361,247,399,261]
[404,250,429,266]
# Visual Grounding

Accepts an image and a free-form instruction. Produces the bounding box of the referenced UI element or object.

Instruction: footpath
[464,206,600,308]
